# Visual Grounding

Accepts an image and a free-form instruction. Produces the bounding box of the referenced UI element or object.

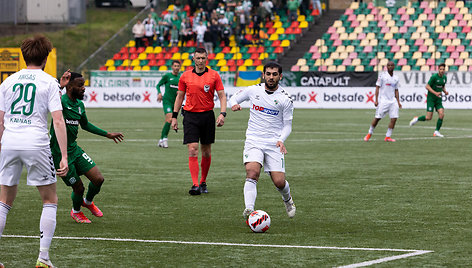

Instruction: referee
[171,47,227,195]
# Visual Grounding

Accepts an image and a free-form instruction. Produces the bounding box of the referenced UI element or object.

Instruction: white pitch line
[3,235,433,267]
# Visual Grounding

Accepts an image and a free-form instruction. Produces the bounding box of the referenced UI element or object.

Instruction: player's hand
[276,141,287,154]
[374,100,378,107]
[60,69,71,89]
[157,93,163,102]
[398,103,402,109]
[106,132,124,143]
[171,118,178,131]
[231,104,241,111]
[57,157,69,177]
[435,91,442,97]
[444,90,449,96]
[216,114,225,127]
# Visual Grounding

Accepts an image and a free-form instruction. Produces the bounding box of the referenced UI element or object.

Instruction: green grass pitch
[2,108,472,267]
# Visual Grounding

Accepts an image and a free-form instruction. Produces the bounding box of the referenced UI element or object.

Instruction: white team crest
[78,107,82,114]
[204,85,210,92]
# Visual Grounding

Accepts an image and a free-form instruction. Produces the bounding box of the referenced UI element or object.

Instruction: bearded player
[229,62,296,219]
[50,72,124,223]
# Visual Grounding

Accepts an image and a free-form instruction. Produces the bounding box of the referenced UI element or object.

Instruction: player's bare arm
[157,92,163,102]
[0,110,4,151]
[216,90,227,127]
[426,84,441,97]
[51,110,69,177]
[171,90,185,131]
[374,85,380,106]
[443,86,449,96]
[59,69,71,89]
[395,89,402,109]
[106,132,124,143]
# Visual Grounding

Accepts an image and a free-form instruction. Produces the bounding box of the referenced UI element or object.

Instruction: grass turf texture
[2,108,472,267]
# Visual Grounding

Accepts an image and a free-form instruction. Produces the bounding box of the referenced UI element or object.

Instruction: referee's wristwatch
[220,112,227,117]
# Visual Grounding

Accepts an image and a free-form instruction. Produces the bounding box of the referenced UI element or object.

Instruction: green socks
[418,116,426,121]
[161,122,171,139]
[86,181,102,203]
[436,118,443,131]
[71,191,83,211]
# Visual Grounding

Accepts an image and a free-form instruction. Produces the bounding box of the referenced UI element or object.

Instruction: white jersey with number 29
[0,69,62,150]
[230,83,294,144]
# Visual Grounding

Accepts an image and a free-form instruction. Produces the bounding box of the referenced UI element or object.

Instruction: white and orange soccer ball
[247,210,271,233]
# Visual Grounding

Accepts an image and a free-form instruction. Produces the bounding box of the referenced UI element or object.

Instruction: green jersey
[427,73,447,99]
[156,72,180,103]
[50,94,107,158]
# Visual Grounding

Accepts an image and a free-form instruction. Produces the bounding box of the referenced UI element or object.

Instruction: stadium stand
[292,1,472,72]
[99,6,317,72]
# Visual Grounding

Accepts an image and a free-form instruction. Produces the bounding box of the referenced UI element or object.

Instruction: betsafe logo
[84,91,153,102]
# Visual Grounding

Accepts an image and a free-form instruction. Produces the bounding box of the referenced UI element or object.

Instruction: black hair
[438,63,446,68]
[194,47,207,54]
[67,72,83,87]
[172,60,181,65]
[263,61,282,74]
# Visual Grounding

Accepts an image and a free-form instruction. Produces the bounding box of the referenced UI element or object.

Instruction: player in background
[409,63,449,137]
[171,48,227,195]
[157,60,181,148]
[229,62,296,219]
[0,35,69,268]
[50,72,124,224]
[364,61,402,142]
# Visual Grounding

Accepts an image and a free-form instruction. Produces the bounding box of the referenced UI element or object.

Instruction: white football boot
[284,197,296,218]
[242,208,254,220]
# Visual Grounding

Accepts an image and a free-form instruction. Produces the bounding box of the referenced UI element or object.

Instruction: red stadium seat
[248,47,257,53]
[116,66,125,71]
[250,53,259,60]
[256,46,265,53]
[155,53,164,60]
[398,58,407,66]
[164,53,172,60]
[147,53,155,60]
[207,53,216,60]
[99,66,107,71]
[285,28,294,34]
[274,47,283,53]
[227,59,235,66]
[130,53,138,60]
[267,28,276,35]
[186,40,195,47]
[293,28,302,34]
[253,59,262,66]
[157,59,166,66]
[290,21,299,28]
[457,45,465,52]
[113,53,121,60]
[446,46,455,53]
[236,59,244,66]
[120,47,128,53]
[271,40,281,47]
[129,47,137,53]
[265,21,274,28]
[229,66,237,72]
[137,47,145,53]
[169,47,179,53]
[186,66,194,71]
[149,59,157,66]
[291,65,300,71]
[222,47,231,53]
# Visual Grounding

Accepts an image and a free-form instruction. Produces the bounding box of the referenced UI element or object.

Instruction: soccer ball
[247,210,271,233]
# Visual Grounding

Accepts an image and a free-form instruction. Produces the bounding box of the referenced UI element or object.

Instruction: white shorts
[243,141,285,173]
[0,149,57,186]
[375,101,399,119]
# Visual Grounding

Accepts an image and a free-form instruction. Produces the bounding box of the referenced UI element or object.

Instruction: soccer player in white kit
[229,62,296,219]
[364,61,402,142]
[0,35,69,268]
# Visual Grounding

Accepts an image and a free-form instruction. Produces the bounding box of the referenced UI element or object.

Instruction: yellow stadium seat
[355,65,364,71]
[335,46,345,53]
[377,52,385,59]
[436,13,445,21]
[450,19,458,27]
[319,46,328,53]
[445,58,454,66]
[373,65,382,72]
[360,20,368,28]
[406,7,415,15]
[333,20,342,28]
[105,59,114,67]
[127,40,135,47]
[442,7,450,14]
[133,66,142,71]
[234,53,242,60]
[339,33,349,40]
[386,20,395,28]
[142,65,150,71]
[220,66,229,72]
[269,34,279,41]
[138,53,147,60]
[346,45,355,53]
[352,58,361,66]
[217,59,227,66]
[337,65,346,72]
[145,46,154,53]
[229,41,236,47]
[468,20,472,27]
[171,53,182,60]
[107,66,116,71]
[379,7,388,15]
[417,26,426,33]
[452,39,461,46]
[353,28,362,35]
[300,65,309,72]
[153,46,162,53]
[413,20,422,27]
[424,39,433,46]
[465,59,472,65]
[442,39,452,46]
[370,39,378,46]
[230,47,238,53]
[243,59,253,66]
[432,52,441,59]
[467,32,472,40]
[331,52,340,59]
[390,26,399,33]
[411,32,420,39]
[339,52,348,59]
[379,58,388,66]
[238,66,247,71]
[444,26,453,33]
[159,66,168,71]
[315,39,325,46]
[122,59,130,66]
[297,15,306,22]
[350,2,359,9]
[314,59,323,66]
[416,58,426,66]
[324,58,333,66]
[296,59,306,66]
[429,1,437,8]
[366,14,374,21]
[384,32,393,40]
[418,13,427,21]
[259,53,268,60]
[420,65,430,71]
[420,32,430,39]
[327,65,336,72]
[413,51,422,59]
[273,21,282,28]
[457,1,465,8]
[256,65,264,71]
[460,52,469,59]
[400,45,409,53]
[397,39,406,46]
[183,59,192,66]
[336,27,345,34]
[427,45,436,53]
[181,53,189,60]
[394,52,403,59]
[276,28,285,34]
[215,53,225,60]
[131,59,140,66]
[401,65,411,71]
[358,14,366,21]
[281,40,290,47]
[360,39,370,46]
[459,65,468,71]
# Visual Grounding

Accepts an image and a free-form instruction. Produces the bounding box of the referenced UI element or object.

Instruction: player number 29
[11,83,36,116]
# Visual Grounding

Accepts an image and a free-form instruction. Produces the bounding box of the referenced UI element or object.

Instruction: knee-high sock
[161,122,171,139]
[277,180,292,202]
[244,179,258,210]
[71,191,83,212]
[85,181,102,203]
[0,202,11,237]
[436,118,443,131]
[189,157,199,186]
[418,115,426,121]
[200,156,211,184]
[386,128,393,137]
[39,204,57,260]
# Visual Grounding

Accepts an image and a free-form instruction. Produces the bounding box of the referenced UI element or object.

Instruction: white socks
[39,204,57,261]
[0,202,11,237]
[386,128,393,137]
[244,178,257,210]
[368,126,375,134]
[277,180,292,202]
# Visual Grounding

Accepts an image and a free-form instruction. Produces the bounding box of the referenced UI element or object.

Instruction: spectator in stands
[144,19,156,47]
[287,0,301,22]
[218,13,229,25]
[221,23,232,46]
[180,17,193,47]
[225,6,236,34]
[208,19,220,51]
[195,20,207,48]
[143,13,157,26]
[252,3,263,39]
[235,1,247,36]
[150,8,159,23]
[242,0,253,22]
[262,0,274,21]
[170,24,180,47]
[156,21,166,46]
[132,19,145,48]
[312,0,322,15]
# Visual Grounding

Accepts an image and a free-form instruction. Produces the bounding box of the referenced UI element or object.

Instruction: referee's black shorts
[182,110,215,144]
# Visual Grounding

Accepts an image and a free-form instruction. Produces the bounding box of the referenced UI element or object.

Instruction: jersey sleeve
[178,73,187,92]
[47,81,63,113]
[282,97,294,121]
[427,74,435,87]
[0,82,5,112]
[229,87,251,106]
[214,72,224,91]
[156,74,168,94]
[375,73,383,87]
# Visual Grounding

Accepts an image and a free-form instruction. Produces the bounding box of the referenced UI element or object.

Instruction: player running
[409,63,449,137]
[156,60,181,148]
[229,62,296,219]
[0,35,69,268]
[50,72,124,223]
[363,61,402,142]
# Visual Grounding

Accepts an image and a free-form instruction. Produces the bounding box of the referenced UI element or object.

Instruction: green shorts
[53,146,96,186]
[162,99,173,115]
[426,96,443,112]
